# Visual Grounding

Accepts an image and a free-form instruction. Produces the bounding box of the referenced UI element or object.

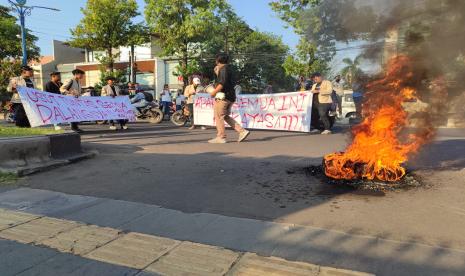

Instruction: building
[31,40,183,100]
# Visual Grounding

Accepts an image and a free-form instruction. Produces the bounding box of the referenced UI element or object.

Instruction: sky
[2,0,300,56]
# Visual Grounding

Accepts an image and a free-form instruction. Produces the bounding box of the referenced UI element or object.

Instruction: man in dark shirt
[44,72,63,130]
[44,72,62,94]
[208,53,250,143]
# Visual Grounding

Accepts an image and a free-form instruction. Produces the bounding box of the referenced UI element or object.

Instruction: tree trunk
[182,41,189,88]
[107,47,114,73]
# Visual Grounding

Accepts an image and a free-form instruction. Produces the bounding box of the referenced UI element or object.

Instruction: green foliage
[94,68,127,93]
[0,5,40,60]
[144,0,229,86]
[0,125,63,137]
[340,55,364,86]
[69,0,142,72]
[0,172,17,184]
[0,60,21,101]
[234,32,293,92]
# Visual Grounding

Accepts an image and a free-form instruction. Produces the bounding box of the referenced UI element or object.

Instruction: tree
[144,0,229,86]
[271,0,377,77]
[0,5,40,61]
[69,0,141,72]
[235,32,293,92]
[340,55,363,86]
[0,5,39,101]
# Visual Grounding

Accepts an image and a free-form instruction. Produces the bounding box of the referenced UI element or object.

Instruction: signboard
[18,86,135,127]
[194,92,312,132]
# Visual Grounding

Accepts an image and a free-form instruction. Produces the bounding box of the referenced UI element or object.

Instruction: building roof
[30,56,54,66]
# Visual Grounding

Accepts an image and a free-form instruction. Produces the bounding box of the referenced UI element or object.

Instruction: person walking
[44,71,63,130]
[184,76,204,130]
[352,76,365,120]
[160,84,172,120]
[333,75,344,117]
[60,69,85,133]
[7,66,36,127]
[101,76,128,130]
[208,53,250,143]
[310,72,333,135]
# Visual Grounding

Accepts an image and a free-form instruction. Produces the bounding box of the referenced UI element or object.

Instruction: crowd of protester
[5,54,365,140]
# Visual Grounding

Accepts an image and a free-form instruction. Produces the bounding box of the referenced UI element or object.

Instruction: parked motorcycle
[170,102,190,126]
[136,101,163,124]
[2,102,15,123]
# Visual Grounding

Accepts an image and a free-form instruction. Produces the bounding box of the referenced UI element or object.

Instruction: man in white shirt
[160,84,172,119]
[60,69,85,132]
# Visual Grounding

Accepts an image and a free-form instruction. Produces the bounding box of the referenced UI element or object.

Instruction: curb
[0,133,97,176]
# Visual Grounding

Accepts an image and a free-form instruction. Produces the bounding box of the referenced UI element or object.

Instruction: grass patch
[0,126,63,137]
[0,172,17,184]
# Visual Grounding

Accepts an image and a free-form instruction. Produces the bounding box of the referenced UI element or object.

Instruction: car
[340,90,357,119]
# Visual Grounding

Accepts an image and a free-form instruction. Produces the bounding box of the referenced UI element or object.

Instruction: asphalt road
[16,122,465,252]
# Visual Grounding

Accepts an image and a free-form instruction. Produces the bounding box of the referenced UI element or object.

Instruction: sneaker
[208,137,227,144]
[188,125,196,130]
[54,125,62,131]
[109,126,117,130]
[238,130,250,142]
[201,126,207,130]
[310,129,320,134]
[321,130,332,135]
[122,125,128,130]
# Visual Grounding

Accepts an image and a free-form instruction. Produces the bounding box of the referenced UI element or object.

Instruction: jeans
[310,93,320,130]
[336,94,343,115]
[132,99,149,116]
[13,103,30,128]
[318,103,332,131]
[214,100,244,138]
[162,101,171,115]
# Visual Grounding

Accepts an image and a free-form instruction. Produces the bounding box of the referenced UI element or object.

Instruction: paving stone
[146,241,240,276]
[227,253,320,276]
[85,232,180,269]
[16,250,138,276]
[0,208,40,231]
[0,217,81,244]
[39,224,122,255]
[0,239,58,276]
[319,266,374,276]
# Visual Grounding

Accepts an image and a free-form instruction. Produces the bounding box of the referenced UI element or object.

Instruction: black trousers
[71,122,79,130]
[13,103,30,128]
[318,103,332,131]
[187,103,194,125]
[310,94,320,130]
[110,120,127,127]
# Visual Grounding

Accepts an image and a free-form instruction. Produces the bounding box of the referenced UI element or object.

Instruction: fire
[324,56,435,182]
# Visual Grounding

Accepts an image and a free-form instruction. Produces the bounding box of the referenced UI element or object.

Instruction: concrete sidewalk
[0,188,464,276]
[0,207,371,276]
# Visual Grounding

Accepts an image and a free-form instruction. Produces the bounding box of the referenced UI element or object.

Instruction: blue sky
[2,0,299,56]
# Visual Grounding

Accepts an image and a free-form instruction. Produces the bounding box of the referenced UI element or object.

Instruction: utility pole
[8,0,59,66]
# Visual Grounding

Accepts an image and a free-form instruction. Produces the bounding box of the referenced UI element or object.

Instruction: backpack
[142,92,154,102]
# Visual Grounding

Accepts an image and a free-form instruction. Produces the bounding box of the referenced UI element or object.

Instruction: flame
[324,56,435,182]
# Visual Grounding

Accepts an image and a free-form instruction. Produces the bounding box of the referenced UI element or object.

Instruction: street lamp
[8,0,60,66]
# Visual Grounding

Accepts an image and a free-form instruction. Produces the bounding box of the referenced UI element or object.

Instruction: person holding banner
[7,66,35,127]
[208,53,250,144]
[310,72,333,135]
[60,69,85,133]
[44,71,63,130]
[102,76,128,130]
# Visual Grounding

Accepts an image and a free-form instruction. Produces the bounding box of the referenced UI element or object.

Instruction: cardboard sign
[194,92,312,132]
[18,86,135,127]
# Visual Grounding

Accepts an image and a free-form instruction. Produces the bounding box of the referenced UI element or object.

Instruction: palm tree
[341,55,364,86]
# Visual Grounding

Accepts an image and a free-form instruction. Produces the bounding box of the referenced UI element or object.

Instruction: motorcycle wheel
[148,108,163,124]
[171,111,187,126]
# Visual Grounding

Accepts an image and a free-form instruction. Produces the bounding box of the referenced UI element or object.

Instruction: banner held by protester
[17,86,135,127]
[194,92,312,132]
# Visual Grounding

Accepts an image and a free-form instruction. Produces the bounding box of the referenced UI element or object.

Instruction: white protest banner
[194,92,313,132]
[18,86,135,127]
